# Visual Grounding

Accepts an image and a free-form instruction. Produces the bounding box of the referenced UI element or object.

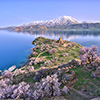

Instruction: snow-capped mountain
[21,16,81,27]
[2,16,100,31]
[82,21,93,23]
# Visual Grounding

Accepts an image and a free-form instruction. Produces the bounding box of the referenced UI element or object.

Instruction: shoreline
[0,36,100,100]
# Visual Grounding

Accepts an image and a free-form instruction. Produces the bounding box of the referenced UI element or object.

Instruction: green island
[0,37,100,100]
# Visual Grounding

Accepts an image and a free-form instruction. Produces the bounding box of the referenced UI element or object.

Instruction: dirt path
[36,50,48,58]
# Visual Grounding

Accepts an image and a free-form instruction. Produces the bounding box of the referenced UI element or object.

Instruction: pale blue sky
[0,0,100,27]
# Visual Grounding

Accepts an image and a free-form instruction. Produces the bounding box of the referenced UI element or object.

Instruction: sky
[0,0,100,27]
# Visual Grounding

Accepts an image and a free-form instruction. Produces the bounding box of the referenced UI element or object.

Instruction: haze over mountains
[1,16,100,31]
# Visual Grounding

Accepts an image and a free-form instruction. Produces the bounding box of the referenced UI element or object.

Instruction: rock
[62,70,75,81]
[69,59,80,66]
[58,59,80,69]
[33,69,48,81]
[58,67,69,76]
[71,70,76,76]
[49,48,57,55]
[66,74,74,81]
[33,67,57,81]
[63,70,75,81]
[74,59,81,65]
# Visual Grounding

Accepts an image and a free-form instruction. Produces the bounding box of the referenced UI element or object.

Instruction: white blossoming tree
[32,74,68,99]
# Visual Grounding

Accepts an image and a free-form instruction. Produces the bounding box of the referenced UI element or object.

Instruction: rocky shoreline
[0,37,100,100]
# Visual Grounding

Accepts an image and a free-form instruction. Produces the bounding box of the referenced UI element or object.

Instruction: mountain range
[1,16,100,31]
[22,16,81,27]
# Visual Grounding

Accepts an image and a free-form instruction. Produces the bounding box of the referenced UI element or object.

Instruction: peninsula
[0,37,100,100]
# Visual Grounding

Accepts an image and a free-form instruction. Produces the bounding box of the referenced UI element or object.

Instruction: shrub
[32,74,61,99]
[49,48,57,55]
[0,78,32,99]
[44,60,52,66]
[79,45,100,68]
[1,70,13,80]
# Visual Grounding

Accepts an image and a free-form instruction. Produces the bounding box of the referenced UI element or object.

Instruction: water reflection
[1,30,100,70]
[15,30,100,52]
[15,30,100,41]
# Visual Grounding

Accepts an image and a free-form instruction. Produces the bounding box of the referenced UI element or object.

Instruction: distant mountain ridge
[1,16,100,31]
[22,16,81,27]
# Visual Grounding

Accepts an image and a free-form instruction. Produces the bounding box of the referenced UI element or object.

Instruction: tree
[80,45,100,68]
[33,74,61,99]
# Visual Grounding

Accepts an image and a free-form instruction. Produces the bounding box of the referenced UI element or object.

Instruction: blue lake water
[0,30,100,71]
[0,30,34,71]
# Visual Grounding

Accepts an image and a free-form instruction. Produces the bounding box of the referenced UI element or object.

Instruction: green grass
[36,49,40,54]
[64,90,89,100]
[39,51,49,57]
[21,68,25,70]
[33,61,44,70]
[70,65,100,96]
[23,74,38,84]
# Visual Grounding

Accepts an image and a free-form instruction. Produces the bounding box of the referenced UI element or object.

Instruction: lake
[0,30,100,71]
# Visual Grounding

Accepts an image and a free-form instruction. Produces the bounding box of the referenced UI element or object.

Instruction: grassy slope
[30,37,82,70]
[14,37,100,100]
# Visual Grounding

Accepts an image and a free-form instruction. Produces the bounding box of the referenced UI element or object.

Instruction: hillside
[2,23,100,33]
[21,16,80,27]
[48,23,100,29]
[1,16,100,31]
[0,37,100,100]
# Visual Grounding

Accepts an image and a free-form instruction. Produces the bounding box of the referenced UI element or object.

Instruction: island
[0,37,100,100]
